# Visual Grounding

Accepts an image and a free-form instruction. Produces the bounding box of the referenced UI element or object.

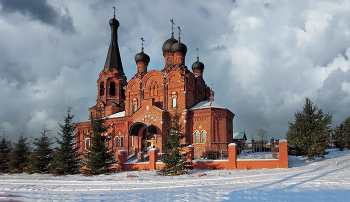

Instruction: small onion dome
[135,51,150,64]
[109,17,120,28]
[192,60,205,71]
[171,41,187,55]
[162,36,178,54]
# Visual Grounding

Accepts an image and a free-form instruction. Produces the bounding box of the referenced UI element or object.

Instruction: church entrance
[129,122,157,155]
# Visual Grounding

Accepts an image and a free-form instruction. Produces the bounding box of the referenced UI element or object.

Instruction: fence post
[251,139,255,153]
[185,145,194,162]
[228,143,237,169]
[117,150,127,171]
[279,139,288,168]
[271,138,275,152]
[149,148,158,170]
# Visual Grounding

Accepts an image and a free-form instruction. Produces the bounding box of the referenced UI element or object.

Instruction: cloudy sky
[1,0,350,143]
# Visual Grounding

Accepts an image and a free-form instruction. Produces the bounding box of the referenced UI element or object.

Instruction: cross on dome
[113,7,116,18]
[170,19,175,37]
[140,37,145,52]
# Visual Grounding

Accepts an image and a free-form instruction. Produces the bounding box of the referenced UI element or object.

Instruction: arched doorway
[129,122,157,153]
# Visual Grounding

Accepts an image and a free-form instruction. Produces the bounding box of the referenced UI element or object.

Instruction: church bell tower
[90,9,127,118]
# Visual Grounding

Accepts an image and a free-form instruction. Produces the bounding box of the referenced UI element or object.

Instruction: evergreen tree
[332,116,350,151]
[286,98,332,161]
[51,107,81,175]
[158,110,189,175]
[83,109,115,175]
[27,125,53,174]
[9,134,31,173]
[0,135,12,173]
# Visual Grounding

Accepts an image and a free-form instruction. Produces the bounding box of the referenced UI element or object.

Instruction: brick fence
[113,139,288,171]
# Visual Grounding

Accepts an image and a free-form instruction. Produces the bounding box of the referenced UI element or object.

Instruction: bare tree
[255,129,267,144]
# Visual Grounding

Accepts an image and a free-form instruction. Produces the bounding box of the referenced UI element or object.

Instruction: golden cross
[140,37,145,52]
[113,7,116,18]
[170,19,175,37]
[177,26,181,41]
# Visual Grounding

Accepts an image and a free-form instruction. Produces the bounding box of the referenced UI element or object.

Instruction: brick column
[228,143,237,169]
[117,150,127,171]
[279,139,288,168]
[149,148,158,170]
[185,145,194,162]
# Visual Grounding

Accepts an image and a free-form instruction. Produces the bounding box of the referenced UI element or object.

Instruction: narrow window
[171,92,177,108]
[167,57,171,65]
[194,131,200,143]
[85,138,90,149]
[115,137,119,147]
[132,103,137,113]
[110,82,116,96]
[172,97,177,108]
[201,130,207,143]
[132,98,138,113]
[120,136,124,147]
[100,82,105,96]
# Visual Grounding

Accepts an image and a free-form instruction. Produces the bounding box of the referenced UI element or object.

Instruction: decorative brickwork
[75,16,235,160]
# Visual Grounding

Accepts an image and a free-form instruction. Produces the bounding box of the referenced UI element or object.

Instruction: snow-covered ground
[1,149,350,202]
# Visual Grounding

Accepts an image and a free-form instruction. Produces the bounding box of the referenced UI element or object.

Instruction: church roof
[104,16,123,72]
[232,132,246,140]
[190,100,227,110]
[105,111,125,119]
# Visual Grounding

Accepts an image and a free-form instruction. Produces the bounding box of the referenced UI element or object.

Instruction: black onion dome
[109,17,120,28]
[192,60,204,71]
[162,36,178,53]
[171,41,187,55]
[135,52,150,64]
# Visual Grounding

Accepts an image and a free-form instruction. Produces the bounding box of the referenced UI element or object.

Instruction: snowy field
[1,149,350,202]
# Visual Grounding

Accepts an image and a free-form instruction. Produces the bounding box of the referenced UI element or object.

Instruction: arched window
[110,82,116,96]
[171,92,177,108]
[115,137,119,147]
[194,131,200,143]
[167,57,171,65]
[201,130,207,143]
[99,82,105,96]
[132,98,138,113]
[120,136,124,147]
[85,138,90,150]
[150,81,158,97]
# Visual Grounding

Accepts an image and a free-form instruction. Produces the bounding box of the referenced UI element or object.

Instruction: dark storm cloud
[0,62,37,88]
[0,0,76,34]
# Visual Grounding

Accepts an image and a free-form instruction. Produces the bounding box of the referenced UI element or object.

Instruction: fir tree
[9,133,31,173]
[286,98,332,161]
[83,108,115,175]
[158,110,189,175]
[51,107,81,175]
[27,125,53,174]
[332,116,350,151]
[0,135,12,173]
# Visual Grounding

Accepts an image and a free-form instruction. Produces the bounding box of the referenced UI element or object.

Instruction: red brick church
[75,15,235,158]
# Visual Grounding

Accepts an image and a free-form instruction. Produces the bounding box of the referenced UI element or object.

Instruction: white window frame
[194,131,200,143]
[201,130,207,143]
[85,138,90,150]
[115,137,119,147]
[120,136,124,147]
